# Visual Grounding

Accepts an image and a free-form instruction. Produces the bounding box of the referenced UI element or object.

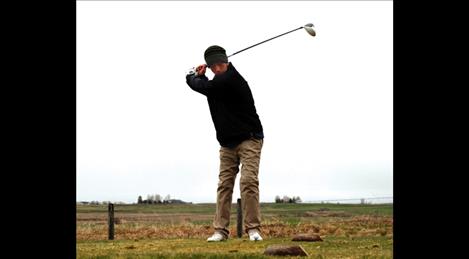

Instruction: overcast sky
[77,1,393,204]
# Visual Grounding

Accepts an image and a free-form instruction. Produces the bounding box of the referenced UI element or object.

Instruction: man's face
[209,62,229,76]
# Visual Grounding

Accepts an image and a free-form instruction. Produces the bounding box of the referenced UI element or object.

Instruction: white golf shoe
[248,229,263,241]
[207,232,227,242]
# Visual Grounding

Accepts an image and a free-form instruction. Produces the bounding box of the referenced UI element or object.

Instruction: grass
[77,237,392,258]
[77,203,393,217]
[77,203,217,214]
[77,203,393,258]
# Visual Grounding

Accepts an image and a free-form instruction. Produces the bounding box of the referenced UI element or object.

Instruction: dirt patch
[292,233,323,242]
[264,245,309,256]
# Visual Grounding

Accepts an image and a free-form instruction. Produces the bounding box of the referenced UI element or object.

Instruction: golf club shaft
[227,26,304,58]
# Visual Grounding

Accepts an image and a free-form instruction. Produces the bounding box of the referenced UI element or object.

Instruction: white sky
[77,1,393,204]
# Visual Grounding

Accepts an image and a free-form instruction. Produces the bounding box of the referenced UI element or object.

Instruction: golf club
[227,23,316,59]
[188,23,315,74]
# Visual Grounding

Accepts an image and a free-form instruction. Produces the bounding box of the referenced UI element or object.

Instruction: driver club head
[303,23,316,37]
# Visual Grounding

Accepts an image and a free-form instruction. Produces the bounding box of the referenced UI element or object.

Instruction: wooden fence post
[108,203,114,240]
[237,198,243,238]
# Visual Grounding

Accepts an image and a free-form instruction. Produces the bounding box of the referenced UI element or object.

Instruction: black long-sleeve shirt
[186,62,263,147]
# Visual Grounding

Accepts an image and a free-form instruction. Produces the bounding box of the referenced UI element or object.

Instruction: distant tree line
[137,194,189,204]
[77,201,126,205]
[76,194,190,206]
[138,194,167,204]
[275,195,302,203]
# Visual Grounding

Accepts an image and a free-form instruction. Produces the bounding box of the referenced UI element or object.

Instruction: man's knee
[240,176,259,192]
[217,178,235,191]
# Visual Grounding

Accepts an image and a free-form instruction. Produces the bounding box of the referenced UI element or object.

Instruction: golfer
[186,45,264,242]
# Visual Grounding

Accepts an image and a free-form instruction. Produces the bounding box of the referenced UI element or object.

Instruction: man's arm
[186,72,211,96]
[186,64,217,96]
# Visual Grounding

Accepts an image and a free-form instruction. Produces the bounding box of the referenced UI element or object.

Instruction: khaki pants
[213,137,263,238]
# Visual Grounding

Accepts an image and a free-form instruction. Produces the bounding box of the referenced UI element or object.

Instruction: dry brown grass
[303,210,352,217]
[77,214,392,241]
[77,213,213,224]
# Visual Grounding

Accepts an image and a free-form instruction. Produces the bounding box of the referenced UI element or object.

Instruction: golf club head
[303,23,316,37]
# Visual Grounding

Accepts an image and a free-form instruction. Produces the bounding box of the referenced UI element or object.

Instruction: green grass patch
[78,203,392,216]
[77,237,392,258]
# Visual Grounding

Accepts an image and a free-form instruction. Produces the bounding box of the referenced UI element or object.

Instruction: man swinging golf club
[186,45,265,242]
[185,23,315,242]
